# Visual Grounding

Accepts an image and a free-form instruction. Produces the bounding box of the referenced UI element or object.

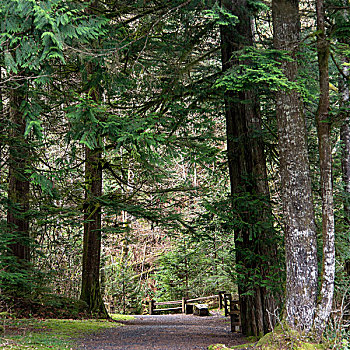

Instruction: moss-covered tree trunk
[272,0,318,332]
[220,0,281,336]
[80,61,108,318]
[7,84,30,266]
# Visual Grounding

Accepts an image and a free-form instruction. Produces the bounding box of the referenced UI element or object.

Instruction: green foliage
[66,95,106,150]
[0,223,33,294]
[0,0,107,73]
[214,181,284,300]
[215,47,297,93]
[203,3,238,26]
[104,253,145,314]
[155,200,237,300]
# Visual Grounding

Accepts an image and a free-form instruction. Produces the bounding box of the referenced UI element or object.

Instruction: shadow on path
[76,314,246,350]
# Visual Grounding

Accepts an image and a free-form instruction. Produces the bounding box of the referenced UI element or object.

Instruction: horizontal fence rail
[153,307,182,313]
[187,295,217,303]
[155,300,183,306]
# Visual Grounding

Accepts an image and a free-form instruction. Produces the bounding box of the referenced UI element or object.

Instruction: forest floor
[75,313,247,350]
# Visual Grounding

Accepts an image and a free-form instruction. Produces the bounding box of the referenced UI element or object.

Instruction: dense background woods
[0,0,349,345]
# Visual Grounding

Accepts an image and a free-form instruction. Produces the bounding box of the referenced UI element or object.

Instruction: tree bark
[220,0,281,336]
[80,146,107,316]
[338,3,350,280]
[80,62,108,317]
[7,84,30,266]
[340,61,350,221]
[272,0,318,332]
[340,55,350,278]
[313,0,335,337]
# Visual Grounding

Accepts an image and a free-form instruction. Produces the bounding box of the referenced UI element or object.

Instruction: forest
[0,0,349,349]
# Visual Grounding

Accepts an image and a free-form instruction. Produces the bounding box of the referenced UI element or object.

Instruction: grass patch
[0,316,131,349]
[110,314,134,321]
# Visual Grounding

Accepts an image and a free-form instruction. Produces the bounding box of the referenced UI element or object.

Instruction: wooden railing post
[223,294,227,316]
[149,299,155,315]
[224,293,231,317]
[228,294,233,313]
[230,300,241,332]
[218,291,225,309]
[182,297,186,313]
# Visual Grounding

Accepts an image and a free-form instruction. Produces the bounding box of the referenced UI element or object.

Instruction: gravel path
[76,314,246,350]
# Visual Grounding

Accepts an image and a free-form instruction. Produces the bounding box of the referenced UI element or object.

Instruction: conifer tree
[1,0,107,292]
[80,59,108,316]
[220,0,281,336]
[7,82,30,268]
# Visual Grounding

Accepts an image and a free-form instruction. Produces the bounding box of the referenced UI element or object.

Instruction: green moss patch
[255,330,325,350]
[0,317,130,349]
[209,326,326,350]
[209,344,257,350]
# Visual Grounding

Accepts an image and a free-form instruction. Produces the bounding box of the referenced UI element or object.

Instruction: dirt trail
[75,314,247,350]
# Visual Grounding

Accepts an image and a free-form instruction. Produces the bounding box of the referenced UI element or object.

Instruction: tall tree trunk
[81,146,107,316]
[80,62,108,317]
[340,55,350,277]
[340,61,350,222]
[338,1,350,276]
[313,0,335,337]
[7,84,30,267]
[272,0,318,332]
[220,0,281,336]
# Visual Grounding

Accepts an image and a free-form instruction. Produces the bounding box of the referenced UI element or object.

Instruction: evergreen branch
[330,50,349,80]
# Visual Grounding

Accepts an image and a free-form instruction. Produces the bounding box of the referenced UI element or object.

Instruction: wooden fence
[148,291,241,332]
